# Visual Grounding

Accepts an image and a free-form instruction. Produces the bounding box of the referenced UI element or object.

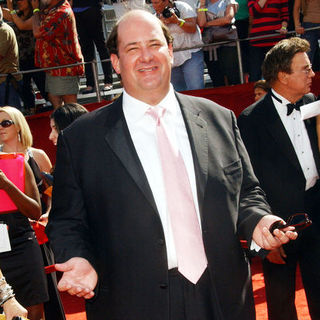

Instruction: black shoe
[82,86,95,94]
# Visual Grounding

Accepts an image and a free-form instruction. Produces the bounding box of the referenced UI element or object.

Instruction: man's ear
[110,53,121,75]
[278,71,289,85]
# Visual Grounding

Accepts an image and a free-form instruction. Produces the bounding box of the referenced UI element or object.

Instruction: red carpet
[61,257,310,320]
[61,292,86,320]
[252,258,310,319]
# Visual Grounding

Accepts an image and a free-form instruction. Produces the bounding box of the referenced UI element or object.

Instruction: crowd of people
[0,2,320,320]
[0,0,319,113]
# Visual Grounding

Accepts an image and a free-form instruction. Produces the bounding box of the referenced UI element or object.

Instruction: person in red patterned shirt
[31,0,84,109]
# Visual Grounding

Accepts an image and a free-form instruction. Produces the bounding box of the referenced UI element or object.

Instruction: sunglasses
[0,120,14,128]
[269,213,312,234]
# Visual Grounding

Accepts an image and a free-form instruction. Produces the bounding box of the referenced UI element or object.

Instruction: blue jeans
[302,22,320,65]
[0,80,22,108]
[171,50,204,92]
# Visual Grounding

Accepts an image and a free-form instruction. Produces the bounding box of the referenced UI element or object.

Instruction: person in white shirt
[151,0,204,91]
[238,37,320,320]
[47,10,297,320]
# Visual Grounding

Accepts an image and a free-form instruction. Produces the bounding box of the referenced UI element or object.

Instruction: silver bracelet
[0,279,15,306]
[0,292,15,306]
[0,277,6,287]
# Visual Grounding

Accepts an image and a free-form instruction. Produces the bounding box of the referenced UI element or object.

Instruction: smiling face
[110,11,173,105]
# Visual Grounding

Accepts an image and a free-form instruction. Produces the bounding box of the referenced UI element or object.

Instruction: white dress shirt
[123,85,201,269]
[272,89,319,190]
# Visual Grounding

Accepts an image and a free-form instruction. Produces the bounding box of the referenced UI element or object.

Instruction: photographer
[151,0,204,91]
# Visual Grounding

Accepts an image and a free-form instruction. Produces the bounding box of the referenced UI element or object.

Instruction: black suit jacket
[47,92,272,320]
[238,91,320,220]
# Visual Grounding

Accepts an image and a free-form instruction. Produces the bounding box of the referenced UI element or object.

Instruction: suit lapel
[102,97,158,213]
[260,93,303,174]
[176,93,208,213]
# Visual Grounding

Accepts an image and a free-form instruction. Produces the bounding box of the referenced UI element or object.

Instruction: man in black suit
[238,37,320,320]
[46,10,297,320]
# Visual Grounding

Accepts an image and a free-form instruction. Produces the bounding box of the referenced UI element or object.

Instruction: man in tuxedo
[46,10,297,320]
[238,37,320,320]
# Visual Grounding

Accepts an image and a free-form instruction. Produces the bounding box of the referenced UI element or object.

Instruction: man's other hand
[252,215,298,250]
[55,257,98,299]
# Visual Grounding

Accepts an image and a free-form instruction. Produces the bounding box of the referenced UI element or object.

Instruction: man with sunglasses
[238,37,320,320]
[0,7,22,108]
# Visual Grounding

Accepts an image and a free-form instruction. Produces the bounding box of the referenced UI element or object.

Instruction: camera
[162,4,180,18]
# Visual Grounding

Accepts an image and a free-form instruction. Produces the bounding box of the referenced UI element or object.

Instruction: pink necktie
[147,106,207,284]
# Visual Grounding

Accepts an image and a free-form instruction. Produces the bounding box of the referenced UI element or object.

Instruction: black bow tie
[286,99,304,116]
[270,91,304,116]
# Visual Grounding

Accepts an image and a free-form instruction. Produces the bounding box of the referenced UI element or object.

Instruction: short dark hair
[106,11,173,56]
[50,103,88,133]
[262,37,310,86]
[254,79,269,92]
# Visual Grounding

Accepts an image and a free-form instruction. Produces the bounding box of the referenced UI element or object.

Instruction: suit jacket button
[159,283,168,289]
[158,239,165,246]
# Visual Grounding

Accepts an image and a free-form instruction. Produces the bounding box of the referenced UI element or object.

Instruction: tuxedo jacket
[47,92,272,320]
[238,91,320,221]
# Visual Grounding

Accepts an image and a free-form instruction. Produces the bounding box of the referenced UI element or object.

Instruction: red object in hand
[30,221,49,245]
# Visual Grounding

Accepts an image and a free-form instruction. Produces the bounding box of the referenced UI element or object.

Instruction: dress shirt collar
[271,89,298,118]
[123,85,178,123]
[271,89,291,105]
